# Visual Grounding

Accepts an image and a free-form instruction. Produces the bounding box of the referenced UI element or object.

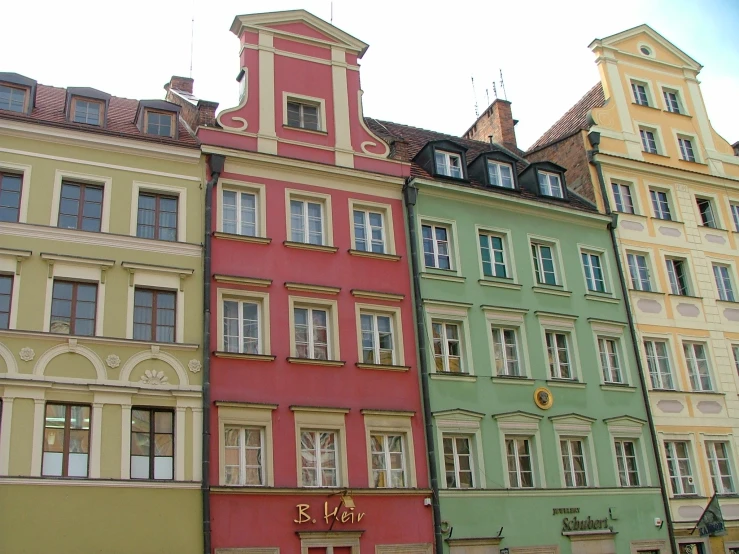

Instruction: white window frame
[598,336,624,384]
[217,179,266,238]
[551,415,598,488]
[292,408,348,488]
[217,402,275,487]
[682,341,714,392]
[506,436,536,489]
[559,437,590,488]
[434,150,464,179]
[285,189,333,247]
[705,439,736,495]
[435,409,485,489]
[607,417,652,488]
[495,412,544,488]
[580,247,608,294]
[664,439,698,496]
[419,217,461,276]
[478,231,509,279]
[425,304,473,376]
[288,296,340,361]
[217,289,270,356]
[432,320,464,374]
[442,434,476,489]
[538,313,580,381]
[363,410,416,488]
[614,439,641,487]
[630,80,653,107]
[660,85,687,115]
[348,199,396,255]
[476,225,516,283]
[678,136,697,163]
[591,319,632,386]
[664,256,691,296]
[537,170,564,198]
[626,251,654,292]
[640,127,660,154]
[0,160,32,224]
[712,262,736,302]
[355,304,405,367]
[487,160,514,189]
[649,187,673,220]
[484,307,530,379]
[529,236,564,288]
[282,92,326,132]
[729,202,739,232]
[223,426,265,486]
[611,181,636,214]
[422,222,453,270]
[644,338,676,390]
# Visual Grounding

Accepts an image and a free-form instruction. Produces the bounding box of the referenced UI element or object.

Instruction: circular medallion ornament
[534,387,554,410]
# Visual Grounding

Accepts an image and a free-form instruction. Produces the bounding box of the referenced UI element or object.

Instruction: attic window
[638,44,655,58]
[487,160,514,189]
[435,151,463,179]
[286,100,320,131]
[72,98,102,126]
[537,171,564,198]
[145,111,174,137]
[0,84,27,113]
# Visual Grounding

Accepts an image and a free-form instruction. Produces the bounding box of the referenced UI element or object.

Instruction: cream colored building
[0,74,206,553]
[528,25,739,554]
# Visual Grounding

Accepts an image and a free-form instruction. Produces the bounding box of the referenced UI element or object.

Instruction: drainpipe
[587,134,677,554]
[403,179,444,554]
[202,153,226,554]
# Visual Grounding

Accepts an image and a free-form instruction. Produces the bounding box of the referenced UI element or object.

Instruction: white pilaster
[0,398,14,475]
[120,404,131,479]
[90,402,103,478]
[257,31,278,155]
[176,406,186,481]
[192,407,203,481]
[30,398,45,476]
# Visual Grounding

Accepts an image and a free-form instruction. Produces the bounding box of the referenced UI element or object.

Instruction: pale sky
[4,0,738,150]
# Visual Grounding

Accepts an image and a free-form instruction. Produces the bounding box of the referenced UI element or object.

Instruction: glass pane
[154,457,173,479]
[130,456,150,479]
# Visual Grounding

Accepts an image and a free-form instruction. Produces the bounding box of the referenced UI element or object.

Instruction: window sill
[421,271,465,284]
[212,232,272,245]
[643,151,671,158]
[491,375,534,386]
[631,102,661,111]
[629,288,666,297]
[429,372,477,382]
[356,362,410,372]
[213,351,276,362]
[667,293,703,300]
[478,278,522,291]
[649,388,679,393]
[600,383,637,393]
[687,389,725,396]
[282,124,328,135]
[715,299,739,306]
[698,225,727,232]
[286,357,346,367]
[348,249,401,262]
[653,217,684,225]
[614,211,648,219]
[663,109,692,118]
[546,379,586,389]
[584,293,620,304]
[532,285,572,297]
[283,241,339,253]
[679,159,707,166]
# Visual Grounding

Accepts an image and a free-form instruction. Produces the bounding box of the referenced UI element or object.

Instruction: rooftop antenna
[499,69,508,101]
[189,0,195,77]
[485,88,490,106]
[492,82,498,100]
[331,2,333,23]
[471,76,479,118]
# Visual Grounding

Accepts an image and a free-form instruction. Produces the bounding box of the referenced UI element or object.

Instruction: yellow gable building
[528,25,739,554]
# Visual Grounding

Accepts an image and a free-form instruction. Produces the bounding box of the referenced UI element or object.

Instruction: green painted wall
[412,181,670,552]
[0,484,202,554]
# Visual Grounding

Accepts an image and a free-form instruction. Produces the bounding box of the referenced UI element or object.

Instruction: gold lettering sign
[294,502,366,525]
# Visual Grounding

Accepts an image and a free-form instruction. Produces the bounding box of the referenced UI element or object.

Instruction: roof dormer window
[538,171,564,198]
[435,151,463,179]
[146,111,174,137]
[72,98,102,125]
[487,160,514,189]
[0,84,27,113]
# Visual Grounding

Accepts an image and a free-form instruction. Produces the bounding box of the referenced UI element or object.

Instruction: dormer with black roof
[0,72,37,115]
[468,150,520,190]
[518,161,569,201]
[135,100,181,139]
[65,87,111,127]
[414,140,469,181]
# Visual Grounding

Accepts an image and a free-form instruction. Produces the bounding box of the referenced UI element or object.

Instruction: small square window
[627,252,652,291]
[487,160,514,189]
[42,403,91,478]
[422,224,452,270]
[146,111,174,137]
[713,263,735,302]
[581,251,606,293]
[287,101,320,131]
[679,137,696,162]
[505,436,534,488]
[0,84,27,113]
[531,242,558,285]
[537,171,563,198]
[432,320,463,373]
[50,280,97,336]
[650,189,672,220]
[58,181,103,232]
[546,331,573,379]
[598,337,623,383]
[665,258,690,296]
[0,172,22,222]
[631,81,650,106]
[644,340,674,390]
[131,408,174,480]
[435,151,463,179]
[443,435,475,488]
[611,182,635,214]
[137,192,178,241]
[72,99,102,126]
[224,426,265,486]
[663,89,682,114]
[479,232,508,278]
[640,128,659,154]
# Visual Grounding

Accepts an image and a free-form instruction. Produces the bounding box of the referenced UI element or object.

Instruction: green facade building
[369,106,673,554]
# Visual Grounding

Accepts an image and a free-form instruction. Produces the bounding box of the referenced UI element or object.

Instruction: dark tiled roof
[0,84,199,148]
[527,83,604,153]
[365,118,596,214]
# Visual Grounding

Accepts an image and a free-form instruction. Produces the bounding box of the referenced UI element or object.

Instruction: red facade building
[190,9,434,554]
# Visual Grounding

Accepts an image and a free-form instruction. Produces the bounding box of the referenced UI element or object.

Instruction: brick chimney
[164,75,219,131]
[463,99,517,149]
